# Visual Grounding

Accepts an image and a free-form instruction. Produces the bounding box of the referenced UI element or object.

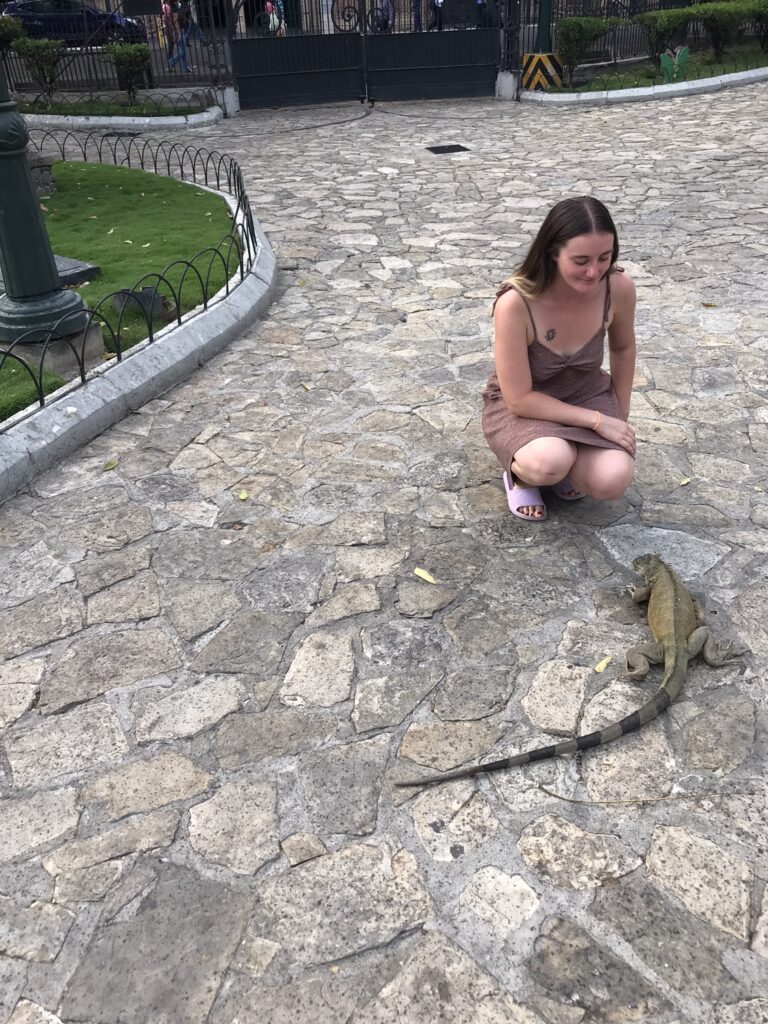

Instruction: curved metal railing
[0,130,260,427]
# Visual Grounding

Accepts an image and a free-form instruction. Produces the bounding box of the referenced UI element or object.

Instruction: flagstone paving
[2,84,768,1023]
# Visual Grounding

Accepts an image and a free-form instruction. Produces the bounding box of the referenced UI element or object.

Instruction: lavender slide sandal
[552,475,586,501]
[503,471,548,522]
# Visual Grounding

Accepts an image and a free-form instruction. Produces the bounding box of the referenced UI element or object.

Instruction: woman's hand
[595,414,636,456]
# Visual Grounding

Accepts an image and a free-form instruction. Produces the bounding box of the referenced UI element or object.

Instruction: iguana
[398,554,744,788]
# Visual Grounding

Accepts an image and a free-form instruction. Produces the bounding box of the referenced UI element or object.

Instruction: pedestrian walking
[481,197,637,522]
[161,0,176,60]
[427,0,443,30]
[413,0,423,31]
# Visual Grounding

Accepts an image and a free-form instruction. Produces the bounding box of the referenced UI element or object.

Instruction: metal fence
[1,4,229,92]
[517,0,683,62]
[227,0,502,38]
[0,131,258,425]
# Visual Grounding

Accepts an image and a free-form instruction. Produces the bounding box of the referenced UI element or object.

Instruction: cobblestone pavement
[2,86,768,1024]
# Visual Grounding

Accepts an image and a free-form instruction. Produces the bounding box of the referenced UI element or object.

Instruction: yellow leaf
[40,204,49,212]
[238,489,249,500]
[107,228,114,235]
[89,215,97,219]
[679,477,691,486]
[102,458,119,471]
[329,965,340,975]
[754,485,763,492]
[301,382,314,391]
[124,240,133,244]
[142,243,151,248]
[594,655,612,673]
[414,567,437,585]
[701,302,718,308]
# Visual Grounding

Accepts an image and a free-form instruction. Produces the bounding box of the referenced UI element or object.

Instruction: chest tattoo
[544,328,557,342]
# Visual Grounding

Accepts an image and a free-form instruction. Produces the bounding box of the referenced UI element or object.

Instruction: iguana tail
[397,676,679,789]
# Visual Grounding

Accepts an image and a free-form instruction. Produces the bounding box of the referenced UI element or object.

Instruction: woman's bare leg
[509,438,578,518]
[568,446,635,501]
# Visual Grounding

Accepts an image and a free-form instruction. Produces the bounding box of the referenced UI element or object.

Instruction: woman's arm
[494,291,602,430]
[607,271,637,421]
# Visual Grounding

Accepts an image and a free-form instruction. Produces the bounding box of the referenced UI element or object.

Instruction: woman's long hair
[495,197,619,306]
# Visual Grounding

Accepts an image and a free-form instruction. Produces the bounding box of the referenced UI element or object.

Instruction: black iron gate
[230,0,503,107]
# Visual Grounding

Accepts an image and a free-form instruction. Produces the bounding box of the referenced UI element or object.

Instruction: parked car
[0,0,147,44]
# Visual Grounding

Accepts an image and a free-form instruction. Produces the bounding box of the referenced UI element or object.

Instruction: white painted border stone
[516,66,768,106]
[0,189,276,504]
[22,105,224,132]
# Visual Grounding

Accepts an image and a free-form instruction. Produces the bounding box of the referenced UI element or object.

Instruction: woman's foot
[551,474,586,501]
[503,471,547,521]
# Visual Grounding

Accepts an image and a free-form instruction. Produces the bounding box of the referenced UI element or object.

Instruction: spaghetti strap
[602,274,612,323]
[516,289,539,343]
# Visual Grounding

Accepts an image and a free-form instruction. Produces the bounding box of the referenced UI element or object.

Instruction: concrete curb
[520,65,768,105]
[0,218,276,505]
[22,105,224,132]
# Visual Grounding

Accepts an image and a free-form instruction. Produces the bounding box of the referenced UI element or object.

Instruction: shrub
[0,14,25,53]
[634,8,694,65]
[750,0,768,49]
[556,16,615,85]
[11,37,64,105]
[692,0,753,59]
[106,43,151,105]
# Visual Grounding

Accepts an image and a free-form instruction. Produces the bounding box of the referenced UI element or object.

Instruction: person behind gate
[481,196,637,523]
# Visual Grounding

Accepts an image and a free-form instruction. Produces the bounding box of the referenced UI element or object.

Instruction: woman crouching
[482,196,637,522]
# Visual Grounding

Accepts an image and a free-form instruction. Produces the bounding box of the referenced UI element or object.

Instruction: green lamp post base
[0,287,90,345]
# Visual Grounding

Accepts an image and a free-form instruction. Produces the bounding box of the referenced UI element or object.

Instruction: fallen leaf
[87,196,94,200]
[594,655,612,673]
[89,215,97,219]
[301,382,314,391]
[107,228,114,234]
[124,240,133,244]
[142,243,151,248]
[754,485,763,492]
[701,302,718,308]
[238,489,249,500]
[329,965,340,975]
[40,204,49,212]
[679,477,691,486]
[414,567,437,585]
[102,458,119,471]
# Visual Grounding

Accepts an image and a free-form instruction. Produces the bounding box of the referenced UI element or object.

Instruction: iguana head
[633,553,664,580]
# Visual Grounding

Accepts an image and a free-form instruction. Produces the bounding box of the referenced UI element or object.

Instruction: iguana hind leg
[687,626,747,666]
[626,640,664,680]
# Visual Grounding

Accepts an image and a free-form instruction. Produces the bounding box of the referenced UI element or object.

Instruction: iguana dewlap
[398,553,744,788]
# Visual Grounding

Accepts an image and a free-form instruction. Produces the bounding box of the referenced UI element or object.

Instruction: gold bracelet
[593,410,601,431]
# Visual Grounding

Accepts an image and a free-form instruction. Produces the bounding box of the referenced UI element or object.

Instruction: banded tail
[397,671,679,789]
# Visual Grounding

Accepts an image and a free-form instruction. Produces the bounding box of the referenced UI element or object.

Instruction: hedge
[557,0,768,78]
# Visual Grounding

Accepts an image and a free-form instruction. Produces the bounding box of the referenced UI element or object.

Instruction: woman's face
[552,231,615,293]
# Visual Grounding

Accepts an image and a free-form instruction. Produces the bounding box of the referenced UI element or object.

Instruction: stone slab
[60,866,250,1024]
[251,844,430,965]
[6,704,129,788]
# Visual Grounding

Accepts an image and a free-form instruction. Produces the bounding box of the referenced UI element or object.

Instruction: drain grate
[426,144,469,154]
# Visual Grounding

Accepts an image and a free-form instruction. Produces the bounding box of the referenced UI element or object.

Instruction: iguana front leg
[687,627,747,666]
[626,640,664,680]
[630,584,652,604]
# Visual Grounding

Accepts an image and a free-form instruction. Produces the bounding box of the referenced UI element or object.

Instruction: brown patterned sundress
[481,274,625,472]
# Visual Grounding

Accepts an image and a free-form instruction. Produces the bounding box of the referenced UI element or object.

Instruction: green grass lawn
[0,161,238,423]
[564,40,767,92]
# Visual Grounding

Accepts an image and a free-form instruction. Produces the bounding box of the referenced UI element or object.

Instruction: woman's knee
[513,442,575,484]
[577,456,634,501]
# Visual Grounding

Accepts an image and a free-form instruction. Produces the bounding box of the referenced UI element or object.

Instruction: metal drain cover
[426,144,469,154]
